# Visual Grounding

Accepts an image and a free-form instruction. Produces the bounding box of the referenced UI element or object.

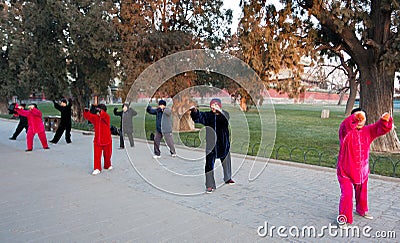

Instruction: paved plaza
[0,118,399,242]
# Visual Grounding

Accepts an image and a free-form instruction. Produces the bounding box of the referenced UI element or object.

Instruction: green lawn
[3,101,400,177]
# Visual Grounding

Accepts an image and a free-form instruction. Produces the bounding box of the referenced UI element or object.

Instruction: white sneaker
[92,169,101,175]
[153,155,161,159]
[104,166,113,171]
[363,214,374,220]
[171,153,177,158]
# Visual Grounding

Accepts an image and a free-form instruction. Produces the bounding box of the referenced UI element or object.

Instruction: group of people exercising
[8,97,394,226]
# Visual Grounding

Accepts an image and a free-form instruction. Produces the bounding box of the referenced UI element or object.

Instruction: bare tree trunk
[345,78,358,116]
[359,65,400,152]
[0,97,9,115]
[71,96,86,123]
[70,68,91,122]
[171,95,196,132]
[337,91,345,106]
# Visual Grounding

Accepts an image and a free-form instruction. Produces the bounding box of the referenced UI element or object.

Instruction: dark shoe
[118,147,125,150]
[66,141,72,144]
[225,179,235,185]
[206,187,214,194]
[9,137,16,140]
[49,140,56,144]
[44,147,50,149]
[25,149,32,152]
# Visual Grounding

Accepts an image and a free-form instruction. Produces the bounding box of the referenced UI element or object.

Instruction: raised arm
[190,108,207,126]
[146,106,157,115]
[15,108,30,117]
[83,108,96,123]
[366,113,393,140]
[338,114,359,144]
[113,107,122,117]
[53,100,62,111]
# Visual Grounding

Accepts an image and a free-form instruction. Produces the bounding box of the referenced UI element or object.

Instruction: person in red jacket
[337,108,392,228]
[83,104,113,175]
[15,103,49,152]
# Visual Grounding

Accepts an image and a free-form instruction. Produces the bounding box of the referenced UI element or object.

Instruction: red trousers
[93,143,112,171]
[338,176,369,224]
[26,130,48,150]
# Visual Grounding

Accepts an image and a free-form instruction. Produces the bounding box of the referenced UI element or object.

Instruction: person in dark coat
[114,103,137,148]
[190,98,235,193]
[146,100,176,158]
[49,98,72,144]
[9,103,29,140]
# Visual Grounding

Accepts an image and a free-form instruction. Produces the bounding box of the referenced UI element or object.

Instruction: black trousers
[51,122,71,143]
[205,152,232,189]
[11,122,28,139]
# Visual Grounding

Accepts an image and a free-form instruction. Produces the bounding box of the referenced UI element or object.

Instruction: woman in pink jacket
[337,108,392,227]
[15,103,49,152]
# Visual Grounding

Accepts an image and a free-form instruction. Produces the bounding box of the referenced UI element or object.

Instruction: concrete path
[0,118,399,242]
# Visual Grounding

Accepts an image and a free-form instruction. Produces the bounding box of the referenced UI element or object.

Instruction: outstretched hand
[189,106,197,113]
[381,112,391,122]
[355,112,366,122]
[211,103,222,113]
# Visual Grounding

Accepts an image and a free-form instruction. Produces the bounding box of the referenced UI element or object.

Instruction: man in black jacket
[190,98,235,194]
[9,103,28,140]
[49,98,72,144]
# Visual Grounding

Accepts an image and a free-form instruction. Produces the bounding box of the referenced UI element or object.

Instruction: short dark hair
[351,107,367,115]
[158,100,166,106]
[98,104,107,112]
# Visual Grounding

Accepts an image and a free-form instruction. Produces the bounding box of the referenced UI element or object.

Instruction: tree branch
[364,38,382,52]
[300,1,368,64]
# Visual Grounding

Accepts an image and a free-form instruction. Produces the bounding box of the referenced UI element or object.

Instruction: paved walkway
[0,118,399,242]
